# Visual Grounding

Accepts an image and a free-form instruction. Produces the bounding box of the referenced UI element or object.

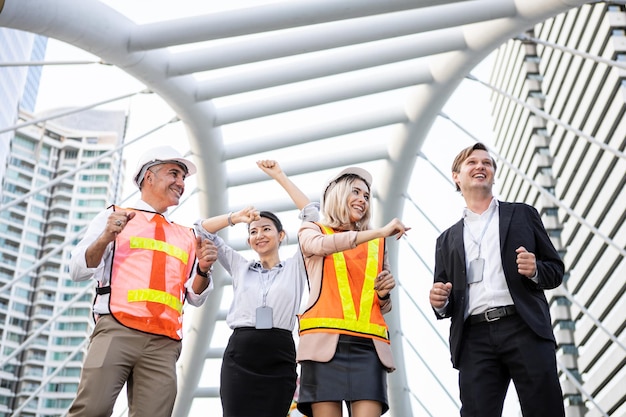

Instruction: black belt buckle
[484,307,501,322]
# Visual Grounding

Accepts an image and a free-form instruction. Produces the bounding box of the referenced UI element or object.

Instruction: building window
[57,368,81,377]
[44,398,73,409]
[78,187,108,195]
[80,174,110,182]
[45,130,62,140]
[9,317,28,328]
[13,287,31,300]
[12,135,36,151]
[6,332,25,344]
[38,167,54,178]
[77,199,106,208]
[11,302,29,314]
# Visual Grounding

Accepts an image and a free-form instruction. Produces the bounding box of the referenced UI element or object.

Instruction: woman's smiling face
[247,217,283,256]
[346,178,370,223]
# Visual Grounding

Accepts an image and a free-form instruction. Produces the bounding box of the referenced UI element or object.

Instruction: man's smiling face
[453,149,495,195]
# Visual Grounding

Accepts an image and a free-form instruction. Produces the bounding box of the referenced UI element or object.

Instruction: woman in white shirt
[195,160,317,417]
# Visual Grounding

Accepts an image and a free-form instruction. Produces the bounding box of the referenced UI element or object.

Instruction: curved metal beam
[128,0,470,51]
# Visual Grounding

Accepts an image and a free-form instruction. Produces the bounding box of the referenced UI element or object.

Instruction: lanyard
[257,266,279,307]
[464,206,496,259]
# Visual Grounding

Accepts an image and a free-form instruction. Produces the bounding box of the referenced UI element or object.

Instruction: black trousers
[458,314,565,417]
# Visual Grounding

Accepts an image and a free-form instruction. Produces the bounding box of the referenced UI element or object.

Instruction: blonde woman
[296,167,409,417]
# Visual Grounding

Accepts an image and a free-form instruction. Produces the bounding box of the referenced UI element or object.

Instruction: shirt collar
[463,198,499,220]
[250,260,285,272]
[133,199,172,223]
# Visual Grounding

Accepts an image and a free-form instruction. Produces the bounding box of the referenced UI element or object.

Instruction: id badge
[255,306,273,329]
[468,258,485,284]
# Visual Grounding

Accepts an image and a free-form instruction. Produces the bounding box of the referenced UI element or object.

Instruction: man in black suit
[429,142,565,417]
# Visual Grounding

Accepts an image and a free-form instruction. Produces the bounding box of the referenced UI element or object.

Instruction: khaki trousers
[68,315,182,417]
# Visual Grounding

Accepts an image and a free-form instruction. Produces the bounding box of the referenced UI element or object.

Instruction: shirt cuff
[194,220,216,241]
[300,202,321,222]
[434,300,449,317]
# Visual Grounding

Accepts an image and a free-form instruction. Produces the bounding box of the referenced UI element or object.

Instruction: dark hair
[249,210,284,233]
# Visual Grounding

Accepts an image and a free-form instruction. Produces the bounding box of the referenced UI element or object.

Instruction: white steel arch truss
[0,1,593,416]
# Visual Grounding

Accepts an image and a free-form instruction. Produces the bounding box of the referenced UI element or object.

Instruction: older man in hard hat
[68,145,217,417]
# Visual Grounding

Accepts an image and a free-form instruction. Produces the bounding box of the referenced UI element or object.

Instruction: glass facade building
[490,3,626,416]
[0,28,47,183]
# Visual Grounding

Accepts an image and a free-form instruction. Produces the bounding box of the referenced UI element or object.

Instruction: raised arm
[199,206,260,234]
[353,218,410,245]
[257,160,310,210]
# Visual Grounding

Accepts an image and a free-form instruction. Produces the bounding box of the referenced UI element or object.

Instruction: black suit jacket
[433,201,564,369]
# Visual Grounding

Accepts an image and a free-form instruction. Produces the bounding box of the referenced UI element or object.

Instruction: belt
[469,305,516,324]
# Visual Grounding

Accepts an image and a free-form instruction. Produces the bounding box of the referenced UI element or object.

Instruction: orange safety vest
[298,224,389,343]
[106,206,195,340]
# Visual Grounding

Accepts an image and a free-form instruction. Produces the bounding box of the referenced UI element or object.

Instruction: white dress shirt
[194,202,319,331]
[463,198,514,318]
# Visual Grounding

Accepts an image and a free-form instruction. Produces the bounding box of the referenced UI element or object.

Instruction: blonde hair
[322,174,371,231]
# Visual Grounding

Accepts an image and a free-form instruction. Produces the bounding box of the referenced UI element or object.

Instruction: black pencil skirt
[220,327,297,417]
[297,334,389,416]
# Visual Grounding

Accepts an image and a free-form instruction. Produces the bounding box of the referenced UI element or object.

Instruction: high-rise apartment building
[0,109,126,416]
[490,2,626,416]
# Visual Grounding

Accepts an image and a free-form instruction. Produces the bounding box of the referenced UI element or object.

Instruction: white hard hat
[133,145,197,188]
[321,166,372,206]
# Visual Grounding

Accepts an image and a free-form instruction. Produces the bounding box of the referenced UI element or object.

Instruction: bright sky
[31,1,524,416]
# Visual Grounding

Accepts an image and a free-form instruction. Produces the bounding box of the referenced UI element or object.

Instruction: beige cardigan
[296,221,396,371]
